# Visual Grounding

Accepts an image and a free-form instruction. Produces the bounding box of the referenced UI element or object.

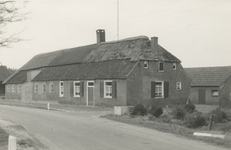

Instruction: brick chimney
[151,37,158,57]
[96,29,105,44]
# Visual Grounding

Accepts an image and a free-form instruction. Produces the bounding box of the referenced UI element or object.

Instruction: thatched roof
[5,35,181,84]
[185,66,231,86]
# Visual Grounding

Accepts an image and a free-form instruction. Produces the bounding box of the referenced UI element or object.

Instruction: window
[7,85,10,92]
[151,81,169,98]
[74,81,80,97]
[211,90,219,97]
[49,83,54,94]
[34,84,39,93]
[176,82,181,90]
[42,84,46,93]
[12,84,15,93]
[155,82,163,97]
[17,84,21,93]
[104,81,112,98]
[100,81,117,98]
[158,62,164,72]
[59,81,64,97]
[173,63,177,70]
[88,82,94,86]
[144,61,148,69]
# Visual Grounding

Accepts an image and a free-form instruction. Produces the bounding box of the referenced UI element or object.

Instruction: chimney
[151,37,158,57]
[96,29,105,44]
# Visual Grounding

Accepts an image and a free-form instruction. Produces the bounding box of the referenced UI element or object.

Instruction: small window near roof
[158,62,164,72]
[173,63,177,70]
[211,90,219,97]
[144,61,148,69]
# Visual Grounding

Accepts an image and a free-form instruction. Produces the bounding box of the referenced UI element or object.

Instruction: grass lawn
[0,126,9,150]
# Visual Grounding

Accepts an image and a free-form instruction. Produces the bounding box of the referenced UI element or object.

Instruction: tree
[0,0,27,47]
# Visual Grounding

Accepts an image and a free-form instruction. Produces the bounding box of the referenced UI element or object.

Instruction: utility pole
[117,0,119,41]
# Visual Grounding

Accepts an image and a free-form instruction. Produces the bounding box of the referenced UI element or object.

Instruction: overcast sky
[0,0,230,69]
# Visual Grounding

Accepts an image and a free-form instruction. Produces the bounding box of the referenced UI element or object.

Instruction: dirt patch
[0,120,48,150]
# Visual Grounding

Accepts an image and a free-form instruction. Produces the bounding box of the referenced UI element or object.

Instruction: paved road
[0,105,227,150]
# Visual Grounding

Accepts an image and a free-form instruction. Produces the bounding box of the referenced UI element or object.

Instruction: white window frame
[59,81,64,97]
[144,61,148,69]
[104,80,112,98]
[155,81,164,98]
[74,81,80,97]
[173,63,177,70]
[211,90,219,97]
[42,84,46,93]
[49,83,54,94]
[7,85,10,92]
[176,82,182,90]
[34,84,39,94]
[12,84,15,93]
[158,62,164,72]
[17,84,21,93]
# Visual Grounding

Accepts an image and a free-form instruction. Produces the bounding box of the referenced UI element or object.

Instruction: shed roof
[33,60,138,81]
[184,66,231,86]
[0,66,10,81]
[5,70,27,84]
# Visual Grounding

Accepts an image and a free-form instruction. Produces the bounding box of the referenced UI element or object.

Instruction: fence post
[47,103,50,110]
[208,113,214,131]
[8,135,16,150]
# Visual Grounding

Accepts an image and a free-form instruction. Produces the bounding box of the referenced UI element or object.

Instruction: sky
[0,0,231,69]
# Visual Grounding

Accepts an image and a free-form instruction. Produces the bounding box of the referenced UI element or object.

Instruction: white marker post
[47,103,50,110]
[8,135,16,150]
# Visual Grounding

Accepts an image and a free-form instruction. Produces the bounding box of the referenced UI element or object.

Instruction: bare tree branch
[0,0,28,47]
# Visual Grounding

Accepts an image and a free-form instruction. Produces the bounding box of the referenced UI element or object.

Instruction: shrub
[172,107,186,120]
[184,103,195,113]
[148,106,163,118]
[131,104,147,116]
[184,112,207,128]
[212,108,229,123]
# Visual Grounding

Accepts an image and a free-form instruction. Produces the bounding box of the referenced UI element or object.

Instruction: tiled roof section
[20,50,62,70]
[84,36,180,63]
[49,44,97,66]
[33,60,137,81]
[6,71,27,84]
[185,66,231,86]
[0,66,10,81]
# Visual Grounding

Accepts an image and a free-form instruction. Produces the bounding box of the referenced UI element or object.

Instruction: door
[198,89,206,104]
[87,81,94,106]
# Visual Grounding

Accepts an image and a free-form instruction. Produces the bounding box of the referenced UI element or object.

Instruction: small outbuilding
[185,66,231,106]
[4,30,191,106]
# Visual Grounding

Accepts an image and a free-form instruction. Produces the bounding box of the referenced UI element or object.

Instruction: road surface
[0,105,227,150]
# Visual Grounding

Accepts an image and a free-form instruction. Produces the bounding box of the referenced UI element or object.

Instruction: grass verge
[102,114,231,148]
[0,126,9,150]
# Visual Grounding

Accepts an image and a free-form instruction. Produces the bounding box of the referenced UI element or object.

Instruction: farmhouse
[4,30,190,106]
[185,66,231,106]
[0,65,11,98]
